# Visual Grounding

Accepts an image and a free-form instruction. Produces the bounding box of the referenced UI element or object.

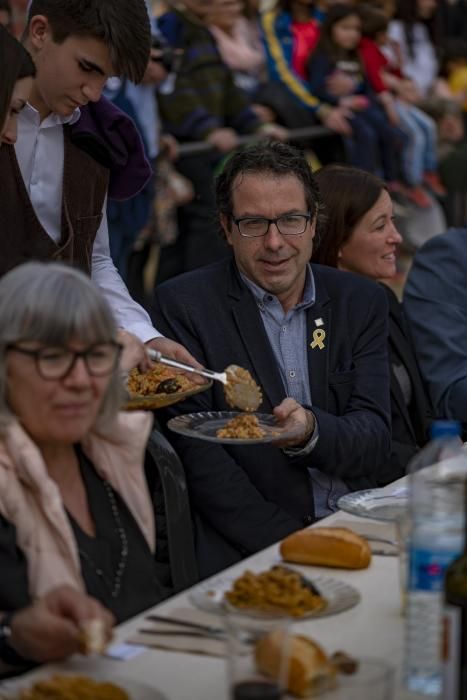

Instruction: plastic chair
[145,429,199,592]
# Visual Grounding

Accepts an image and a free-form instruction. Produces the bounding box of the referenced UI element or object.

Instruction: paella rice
[216,413,266,439]
[127,363,195,397]
[18,675,130,700]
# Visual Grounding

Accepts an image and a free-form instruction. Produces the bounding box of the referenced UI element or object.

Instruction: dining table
[0,504,429,700]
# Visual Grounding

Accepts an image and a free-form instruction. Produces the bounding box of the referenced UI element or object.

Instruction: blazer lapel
[306,271,331,411]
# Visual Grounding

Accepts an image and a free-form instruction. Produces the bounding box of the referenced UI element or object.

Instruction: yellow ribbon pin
[310,328,326,350]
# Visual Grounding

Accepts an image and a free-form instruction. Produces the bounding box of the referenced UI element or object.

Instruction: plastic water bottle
[404,420,467,695]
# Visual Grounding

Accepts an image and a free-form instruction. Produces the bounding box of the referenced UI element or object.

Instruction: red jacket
[359,37,402,94]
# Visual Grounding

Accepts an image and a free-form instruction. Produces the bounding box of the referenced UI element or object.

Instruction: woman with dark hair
[313,164,432,485]
[388,0,441,97]
[0,24,36,145]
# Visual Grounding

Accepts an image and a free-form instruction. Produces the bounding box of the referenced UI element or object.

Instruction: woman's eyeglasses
[7,342,122,380]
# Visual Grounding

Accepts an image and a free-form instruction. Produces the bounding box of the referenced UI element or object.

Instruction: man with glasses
[152,141,391,577]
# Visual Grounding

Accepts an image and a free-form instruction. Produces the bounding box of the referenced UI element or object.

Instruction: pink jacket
[0,411,154,599]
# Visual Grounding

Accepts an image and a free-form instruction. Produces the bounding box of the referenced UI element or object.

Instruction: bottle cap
[430,420,461,439]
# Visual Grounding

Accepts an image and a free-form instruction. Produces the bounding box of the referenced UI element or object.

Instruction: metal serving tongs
[147,349,262,412]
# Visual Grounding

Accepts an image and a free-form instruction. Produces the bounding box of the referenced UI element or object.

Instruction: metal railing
[177,125,334,158]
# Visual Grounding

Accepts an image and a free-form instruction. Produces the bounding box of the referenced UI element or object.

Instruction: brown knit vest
[0,126,109,277]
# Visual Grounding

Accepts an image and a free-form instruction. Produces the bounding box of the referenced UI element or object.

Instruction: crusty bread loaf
[280,527,372,570]
[255,631,337,697]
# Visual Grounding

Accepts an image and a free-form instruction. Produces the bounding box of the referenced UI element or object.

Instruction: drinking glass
[331,657,395,700]
[224,610,291,700]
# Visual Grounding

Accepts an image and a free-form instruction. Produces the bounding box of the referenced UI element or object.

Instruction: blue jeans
[395,101,438,185]
[344,103,405,181]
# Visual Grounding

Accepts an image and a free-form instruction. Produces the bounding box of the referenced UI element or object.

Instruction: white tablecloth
[1,508,430,699]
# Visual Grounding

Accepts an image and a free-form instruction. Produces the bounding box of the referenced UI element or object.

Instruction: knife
[145,614,225,636]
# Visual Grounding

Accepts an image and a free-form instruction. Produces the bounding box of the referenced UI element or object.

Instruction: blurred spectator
[423,97,467,224]
[0,0,12,30]
[260,0,352,136]
[439,0,467,38]
[434,37,467,110]
[104,33,169,281]
[208,0,266,95]
[156,0,285,282]
[388,0,440,98]
[359,4,445,207]
[404,228,467,432]
[307,5,405,184]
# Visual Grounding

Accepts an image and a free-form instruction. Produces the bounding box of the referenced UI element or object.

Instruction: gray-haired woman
[0,262,173,658]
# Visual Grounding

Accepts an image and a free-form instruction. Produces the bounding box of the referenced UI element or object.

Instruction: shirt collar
[21,102,81,129]
[240,264,316,311]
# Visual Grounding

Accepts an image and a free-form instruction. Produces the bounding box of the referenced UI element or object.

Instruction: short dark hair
[0,25,36,131]
[312,164,387,268]
[215,141,320,230]
[27,0,151,83]
[359,4,389,39]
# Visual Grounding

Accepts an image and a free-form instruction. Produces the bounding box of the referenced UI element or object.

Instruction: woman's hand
[8,586,114,663]
[272,398,316,448]
[118,330,152,373]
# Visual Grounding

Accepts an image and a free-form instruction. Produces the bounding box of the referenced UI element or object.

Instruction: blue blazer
[152,259,391,576]
[403,228,467,426]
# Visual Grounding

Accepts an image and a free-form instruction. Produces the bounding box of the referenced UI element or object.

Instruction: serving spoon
[147,350,262,412]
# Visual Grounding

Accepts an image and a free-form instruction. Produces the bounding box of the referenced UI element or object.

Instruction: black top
[0,448,173,625]
[378,284,433,486]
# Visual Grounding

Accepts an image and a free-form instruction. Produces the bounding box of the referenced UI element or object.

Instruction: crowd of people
[0,0,467,680]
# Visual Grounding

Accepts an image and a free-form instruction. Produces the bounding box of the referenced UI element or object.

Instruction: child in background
[307,4,405,184]
[388,0,439,99]
[359,4,445,207]
[435,38,467,111]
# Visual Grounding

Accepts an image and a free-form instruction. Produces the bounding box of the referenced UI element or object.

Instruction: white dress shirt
[14,104,160,342]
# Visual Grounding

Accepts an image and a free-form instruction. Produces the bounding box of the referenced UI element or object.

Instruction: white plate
[0,671,166,700]
[337,488,408,522]
[167,411,303,445]
[320,657,396,699]
[189,572,360,619]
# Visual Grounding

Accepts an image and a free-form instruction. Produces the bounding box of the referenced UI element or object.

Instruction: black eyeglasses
[232,213,312,238]
[7,342,122,380]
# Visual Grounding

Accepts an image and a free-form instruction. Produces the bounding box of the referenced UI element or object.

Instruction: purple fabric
[70,96,153,201]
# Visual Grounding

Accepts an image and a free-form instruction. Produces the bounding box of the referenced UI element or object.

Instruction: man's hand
[321,107,353,136]
[257,123,289,141]
[251,103,277,124]
[8,586,114,663]
[206,127,239,153]
[272,398,315,448]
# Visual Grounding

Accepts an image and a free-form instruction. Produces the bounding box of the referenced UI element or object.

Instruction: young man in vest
[0,0,195,364]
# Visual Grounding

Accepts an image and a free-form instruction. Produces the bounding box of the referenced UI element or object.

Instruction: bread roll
[280,527,372,570]
[255,630,337,697]
[80,619,107,654]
